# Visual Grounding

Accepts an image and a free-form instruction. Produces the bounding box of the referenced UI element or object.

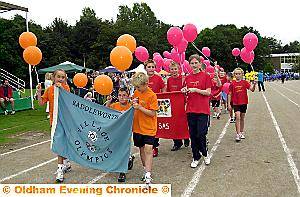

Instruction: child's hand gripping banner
[156,91,189,139]
[51,87,134,173]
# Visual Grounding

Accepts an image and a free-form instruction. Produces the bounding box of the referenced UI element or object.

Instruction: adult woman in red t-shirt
[181,54,212,168]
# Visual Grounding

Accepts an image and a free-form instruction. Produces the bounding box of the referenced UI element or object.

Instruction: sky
[1,0,299,45]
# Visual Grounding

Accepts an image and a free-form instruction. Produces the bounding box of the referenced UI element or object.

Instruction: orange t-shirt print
[41,84,70,126]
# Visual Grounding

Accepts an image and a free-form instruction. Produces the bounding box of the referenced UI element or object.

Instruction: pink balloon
[177,38,188,53]
[155,65,162,73]
[202,47,211,57]
[153,52,160,58]
[183,23,198,42]
[134,46,149,62]
[203,60,210,67]
[200,56,205,63]
[171,49,181,64]
[232,48,240,57]
[171,48,178,53]
[222,82,230,94]
[163,59,172,72]
[240,47,254,64]
[167,27,183,46]
[243,33,258,51]
[153,54,164,67]
[183,60,193,74]
[205,65,214,74]
[163,51,171,59]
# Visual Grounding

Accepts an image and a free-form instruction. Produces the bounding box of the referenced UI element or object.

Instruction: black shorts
[187,113,210,136]
[211,100,220,107]
[133,133,155,147]
[233,104,247,113]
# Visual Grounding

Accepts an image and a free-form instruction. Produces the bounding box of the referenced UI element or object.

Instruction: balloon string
[191,42,216,66]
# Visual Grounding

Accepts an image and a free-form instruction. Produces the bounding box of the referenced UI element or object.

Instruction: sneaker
[144,172,152,186]
[190,159,200,168]
[216,113,220,120]
[204,155,210,165]
[171,145,180,151]
[4,110,8,115]
[240,132,245,139]
[235,133,241,142]
[118,173,126,182]
[47,115,50,119]
[11,110,15,115]
[184,139,190,147]
[128,155,135,170]
[212,114,217,118]
[153,147,158,157]
[55,168,64,183]
[230,118,235,123]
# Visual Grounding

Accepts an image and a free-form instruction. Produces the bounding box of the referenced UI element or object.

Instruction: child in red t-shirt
[167,61,190,151]
[228,68,256,142]
[144,59,166,157]
[182,54,212,168]
[210,71,222,119]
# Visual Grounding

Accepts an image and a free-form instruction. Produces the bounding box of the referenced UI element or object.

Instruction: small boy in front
[131,72,158,187]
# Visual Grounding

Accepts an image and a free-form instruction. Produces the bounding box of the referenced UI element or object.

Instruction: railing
[0,68,26,94]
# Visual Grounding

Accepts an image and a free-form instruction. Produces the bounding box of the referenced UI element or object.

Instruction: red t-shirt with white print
[184,71,212,115]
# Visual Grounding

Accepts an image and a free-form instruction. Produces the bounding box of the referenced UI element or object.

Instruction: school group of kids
[36,53,256,186]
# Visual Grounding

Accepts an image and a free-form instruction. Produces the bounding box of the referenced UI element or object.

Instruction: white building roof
[270,53,300,57]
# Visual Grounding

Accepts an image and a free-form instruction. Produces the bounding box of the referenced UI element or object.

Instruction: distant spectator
[257,70,265,92]
[0,79,15,115]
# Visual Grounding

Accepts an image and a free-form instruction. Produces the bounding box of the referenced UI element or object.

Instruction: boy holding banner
[131,72,159,187]
[181,54,212,168]
[105,87,135,183]
[167,61,190,151]
[144,59,166,157]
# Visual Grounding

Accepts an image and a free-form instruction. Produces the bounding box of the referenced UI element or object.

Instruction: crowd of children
[38,53,257,186]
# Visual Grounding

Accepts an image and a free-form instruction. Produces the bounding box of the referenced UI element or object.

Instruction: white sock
[63,159,69,165]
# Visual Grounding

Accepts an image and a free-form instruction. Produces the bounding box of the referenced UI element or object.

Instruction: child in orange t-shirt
[131,72,158,187]
[105,87,134,183]
[37,69,71,183]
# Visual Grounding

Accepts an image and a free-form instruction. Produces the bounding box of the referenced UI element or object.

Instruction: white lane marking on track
[262,92,300,194]
[272,82,300,96]
[181,119,231,197]
[0,140,51,157]
[268,85,300,110]
[88,173,109,184]
[0,158,57,183]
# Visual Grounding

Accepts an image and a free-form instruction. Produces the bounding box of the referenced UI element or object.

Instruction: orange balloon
[73,73,88,88]
[23,46,42,66]
[19,32,37,49]
[116,34,136,53]
[110,46,133,71]
[94,75,113,95]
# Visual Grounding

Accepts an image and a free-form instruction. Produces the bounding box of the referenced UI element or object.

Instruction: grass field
[0,90,50,144]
